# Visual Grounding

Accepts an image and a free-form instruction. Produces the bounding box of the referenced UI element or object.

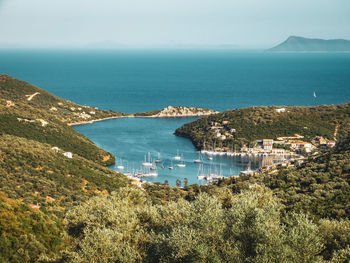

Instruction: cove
[74,117,260,186]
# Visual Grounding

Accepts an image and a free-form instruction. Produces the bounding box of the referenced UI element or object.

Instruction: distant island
[268,36,350,52]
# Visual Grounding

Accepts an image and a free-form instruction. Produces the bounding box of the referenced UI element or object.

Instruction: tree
[176,179,181,187]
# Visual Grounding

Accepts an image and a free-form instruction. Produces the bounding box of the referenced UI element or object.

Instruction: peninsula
[133,105,219,118]
[269,36,350,52]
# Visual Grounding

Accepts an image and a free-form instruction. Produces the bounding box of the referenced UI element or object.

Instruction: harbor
[75,116,265,186]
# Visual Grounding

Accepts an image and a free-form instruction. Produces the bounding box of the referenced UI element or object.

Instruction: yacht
[174,150,181,160]
[177,154,186,167]
[154,152,162,163]
[117,159,124,170]
[168,161,174,170]
[142,152,153,167]
[193,153,202,163]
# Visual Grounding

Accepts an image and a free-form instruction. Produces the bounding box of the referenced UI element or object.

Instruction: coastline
[68,112,216,126]
[68,115,126,126]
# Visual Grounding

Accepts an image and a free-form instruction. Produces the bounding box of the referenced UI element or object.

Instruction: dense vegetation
[0,192,66,263]
[175,104,350,149]
[0,135,129,213]
[0,74,120,166]
[60,187,350,262]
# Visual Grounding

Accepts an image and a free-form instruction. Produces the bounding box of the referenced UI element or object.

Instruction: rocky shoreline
[133,105,219,118]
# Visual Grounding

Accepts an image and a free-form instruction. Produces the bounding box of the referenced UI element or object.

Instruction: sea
[1,49,349,186]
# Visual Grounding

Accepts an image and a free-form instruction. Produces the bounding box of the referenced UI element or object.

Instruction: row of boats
[116,151,258,181]
[201,149,270,157]
[116,151,190,178]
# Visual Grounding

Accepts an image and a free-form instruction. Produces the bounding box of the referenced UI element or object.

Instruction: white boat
[117,159,124,170]
[193,153,202,163]
[208,156,213,160]
[240,161,255,175]
[169,161,174,170]
[142,152,153,167]
[197,164,206,179]
[147,171,158,176]
[177,154,186,167]
[155,152,162,163]
[313,91,317,98]
[174,150,181,160]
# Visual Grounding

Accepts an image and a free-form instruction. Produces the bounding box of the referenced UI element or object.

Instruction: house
[220,135,226,140]
[263,139,273,150]
[28,204,41,210]
[276,108,286,113]
[271,148,285,155]
[289,140,313,152]
[315,136,327,145]
[240,146,248,152]
[6,100,15,107]
[63,152,73,159]
[327,140,336,147]
[222,121,229,125]
[51,146,60,152]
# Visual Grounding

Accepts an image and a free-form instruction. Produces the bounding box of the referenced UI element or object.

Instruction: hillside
[0,74,124,125]
[175,104,350,150]
[0,135,129,213]
[0,192,66,262]
[0,75,131,262]
[269,36,350,52]
[0,74,120,166]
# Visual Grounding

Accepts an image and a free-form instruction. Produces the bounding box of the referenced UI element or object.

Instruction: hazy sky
[0,0,349,48]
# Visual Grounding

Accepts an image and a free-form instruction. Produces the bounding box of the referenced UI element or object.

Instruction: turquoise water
[1,49,349,185]
[74,117,260,186]
[0,50,349,113]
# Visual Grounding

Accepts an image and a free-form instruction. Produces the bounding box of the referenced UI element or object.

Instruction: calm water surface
[74,117,260,186]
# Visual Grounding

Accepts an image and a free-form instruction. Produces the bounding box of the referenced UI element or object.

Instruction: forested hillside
[0,75,129,262]
[175,104,350,149]
[0,74,121,166]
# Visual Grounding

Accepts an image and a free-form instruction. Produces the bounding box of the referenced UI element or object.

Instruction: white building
[263,139,273,150]
[63,152,73,159]
[276,108,286,113]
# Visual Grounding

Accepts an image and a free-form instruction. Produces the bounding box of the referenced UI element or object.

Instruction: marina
[75,117,264,186]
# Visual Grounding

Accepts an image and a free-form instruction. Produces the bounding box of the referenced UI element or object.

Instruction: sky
[0,0,349,48]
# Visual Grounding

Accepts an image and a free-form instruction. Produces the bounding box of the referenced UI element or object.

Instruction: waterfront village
[199,115,336,177]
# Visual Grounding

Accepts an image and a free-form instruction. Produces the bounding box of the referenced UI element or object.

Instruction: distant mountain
[269,36,350,52]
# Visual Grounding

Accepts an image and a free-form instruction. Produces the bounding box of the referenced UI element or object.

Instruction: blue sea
[1,49,349,185]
